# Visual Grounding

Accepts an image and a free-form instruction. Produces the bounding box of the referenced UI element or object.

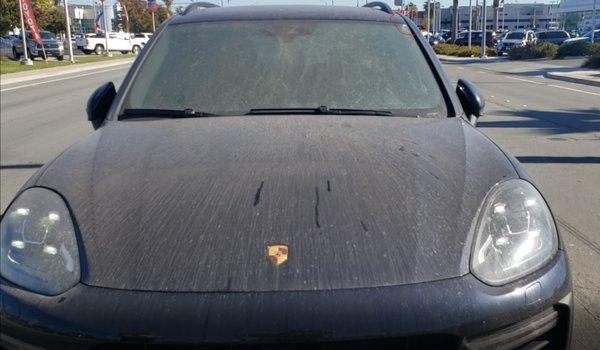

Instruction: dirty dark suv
[0,2,572,349]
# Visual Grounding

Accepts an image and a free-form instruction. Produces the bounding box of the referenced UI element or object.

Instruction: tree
[163,0,173,13]
[117,0,168,33]
[0,0,19,35]
[0,0,65,35]
[450,0,458,42]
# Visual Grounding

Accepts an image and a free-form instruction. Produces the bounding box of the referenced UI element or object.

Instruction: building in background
[57,2,114,34]
[553,0,599,31]
[439,3,554,31]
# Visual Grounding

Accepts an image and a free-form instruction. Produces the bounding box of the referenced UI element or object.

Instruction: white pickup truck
[76,32,145,55]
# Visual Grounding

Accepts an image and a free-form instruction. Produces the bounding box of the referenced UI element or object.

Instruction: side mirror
[87,82,116,129]
[456,79,485,126]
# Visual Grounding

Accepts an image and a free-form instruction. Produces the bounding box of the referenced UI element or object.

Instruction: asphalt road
[1,60,599,347]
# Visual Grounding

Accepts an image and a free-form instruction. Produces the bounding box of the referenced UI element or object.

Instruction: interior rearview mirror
[456,79,485,126]
[87,82,116,130]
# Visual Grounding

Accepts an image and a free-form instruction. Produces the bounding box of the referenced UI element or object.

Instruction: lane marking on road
[506,76,545,85]
[0,66,128,92]
[548,84,600,97]
[477,71,487,74]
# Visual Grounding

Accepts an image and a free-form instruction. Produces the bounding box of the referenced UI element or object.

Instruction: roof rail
[362,1,393,14]
[182,2,220,15]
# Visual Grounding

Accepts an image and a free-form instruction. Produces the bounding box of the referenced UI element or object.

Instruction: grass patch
[0,54,135,75]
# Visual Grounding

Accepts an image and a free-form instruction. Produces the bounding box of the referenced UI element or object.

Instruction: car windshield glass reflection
[121,20,447,118]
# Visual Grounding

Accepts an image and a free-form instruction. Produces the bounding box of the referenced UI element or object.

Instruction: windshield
[40,32,55,39]
[505,32,525,40]
[121,20,447,117]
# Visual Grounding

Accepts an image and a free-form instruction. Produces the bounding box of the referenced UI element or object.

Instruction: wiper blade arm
[247,106,392,116]
[120,108,219,120]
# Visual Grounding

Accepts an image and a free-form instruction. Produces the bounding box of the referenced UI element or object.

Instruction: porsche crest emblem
[267,244,289,266]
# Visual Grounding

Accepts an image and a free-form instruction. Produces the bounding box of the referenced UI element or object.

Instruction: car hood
[36,116,517,292]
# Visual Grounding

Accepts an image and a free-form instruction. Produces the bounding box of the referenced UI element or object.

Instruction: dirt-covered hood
[36,115,517,292]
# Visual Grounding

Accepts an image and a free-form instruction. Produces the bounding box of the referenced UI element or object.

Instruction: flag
[95,10,104,33]
[19,0,42,45]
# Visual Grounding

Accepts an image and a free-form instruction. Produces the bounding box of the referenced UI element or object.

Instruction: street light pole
[481,0,487,58]
[592,0,597,43]
[101,0,111,56]
[17,0,33,65]
[63,0,75,62]
[469,0,472,49]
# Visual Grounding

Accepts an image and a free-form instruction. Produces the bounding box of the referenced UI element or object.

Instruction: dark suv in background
[537,30,570,45]
[454,30,497,47]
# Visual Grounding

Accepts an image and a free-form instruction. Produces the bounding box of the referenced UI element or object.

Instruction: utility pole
[592,0,597,43]
[101,0,111,56]
[432,1,436,34]
[481,0,487,58]
[64,0,75,62]
[17,0,33,65]
[501,1,505,30]
[469,0,473,49]
[426,0,430,35]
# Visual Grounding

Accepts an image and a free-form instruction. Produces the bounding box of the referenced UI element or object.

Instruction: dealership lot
[1,60,599,348]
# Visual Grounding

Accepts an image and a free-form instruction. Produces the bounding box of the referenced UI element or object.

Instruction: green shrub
[588,43,600,57]
[555,41,600,58]
[434,44,496,57]
[508,42,558,60]
[582,55,600,69]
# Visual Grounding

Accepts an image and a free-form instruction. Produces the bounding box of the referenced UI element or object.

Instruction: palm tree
[492,0,500,31]
[451,0,458,43]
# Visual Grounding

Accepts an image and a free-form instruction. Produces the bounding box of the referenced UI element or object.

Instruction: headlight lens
[1,188,80,295]
[471,180,558,286]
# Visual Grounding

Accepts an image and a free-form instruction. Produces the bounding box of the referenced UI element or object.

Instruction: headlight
[471,180,558,286]
[0,188,80,295]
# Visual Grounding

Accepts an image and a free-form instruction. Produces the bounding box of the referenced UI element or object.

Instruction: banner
[95,10,104,33]
[20,0,42,45]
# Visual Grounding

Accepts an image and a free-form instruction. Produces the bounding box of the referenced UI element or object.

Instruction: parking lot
[1,56,599,347]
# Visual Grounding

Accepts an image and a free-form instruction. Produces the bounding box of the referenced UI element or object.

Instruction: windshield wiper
[247,106,393,116]
[119,108,219,120]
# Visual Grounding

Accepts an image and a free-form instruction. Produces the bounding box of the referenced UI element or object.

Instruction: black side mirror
[456,79,485,126]
[87,82,116,129]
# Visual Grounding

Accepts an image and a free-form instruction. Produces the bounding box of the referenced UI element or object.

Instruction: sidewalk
[545,70,600,87]
[0,58,135,86]
[438,55,600,87]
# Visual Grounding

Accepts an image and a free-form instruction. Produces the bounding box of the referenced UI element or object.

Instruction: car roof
[170,5,406,26]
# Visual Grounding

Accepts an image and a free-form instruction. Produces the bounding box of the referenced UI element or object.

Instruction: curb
[1,58,135,86]
[544,72,600,87]
[437,55,507,64]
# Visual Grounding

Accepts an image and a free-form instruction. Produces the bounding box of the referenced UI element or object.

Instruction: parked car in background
[496,30,536,56]
[428,33,445,46]
[454,30,497,47]
[13,31,64,60]
[132,32,153,47]
[77,32,143,55]
[0,36,18,58]
[561,29,600,45]
[536,30,570,45]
